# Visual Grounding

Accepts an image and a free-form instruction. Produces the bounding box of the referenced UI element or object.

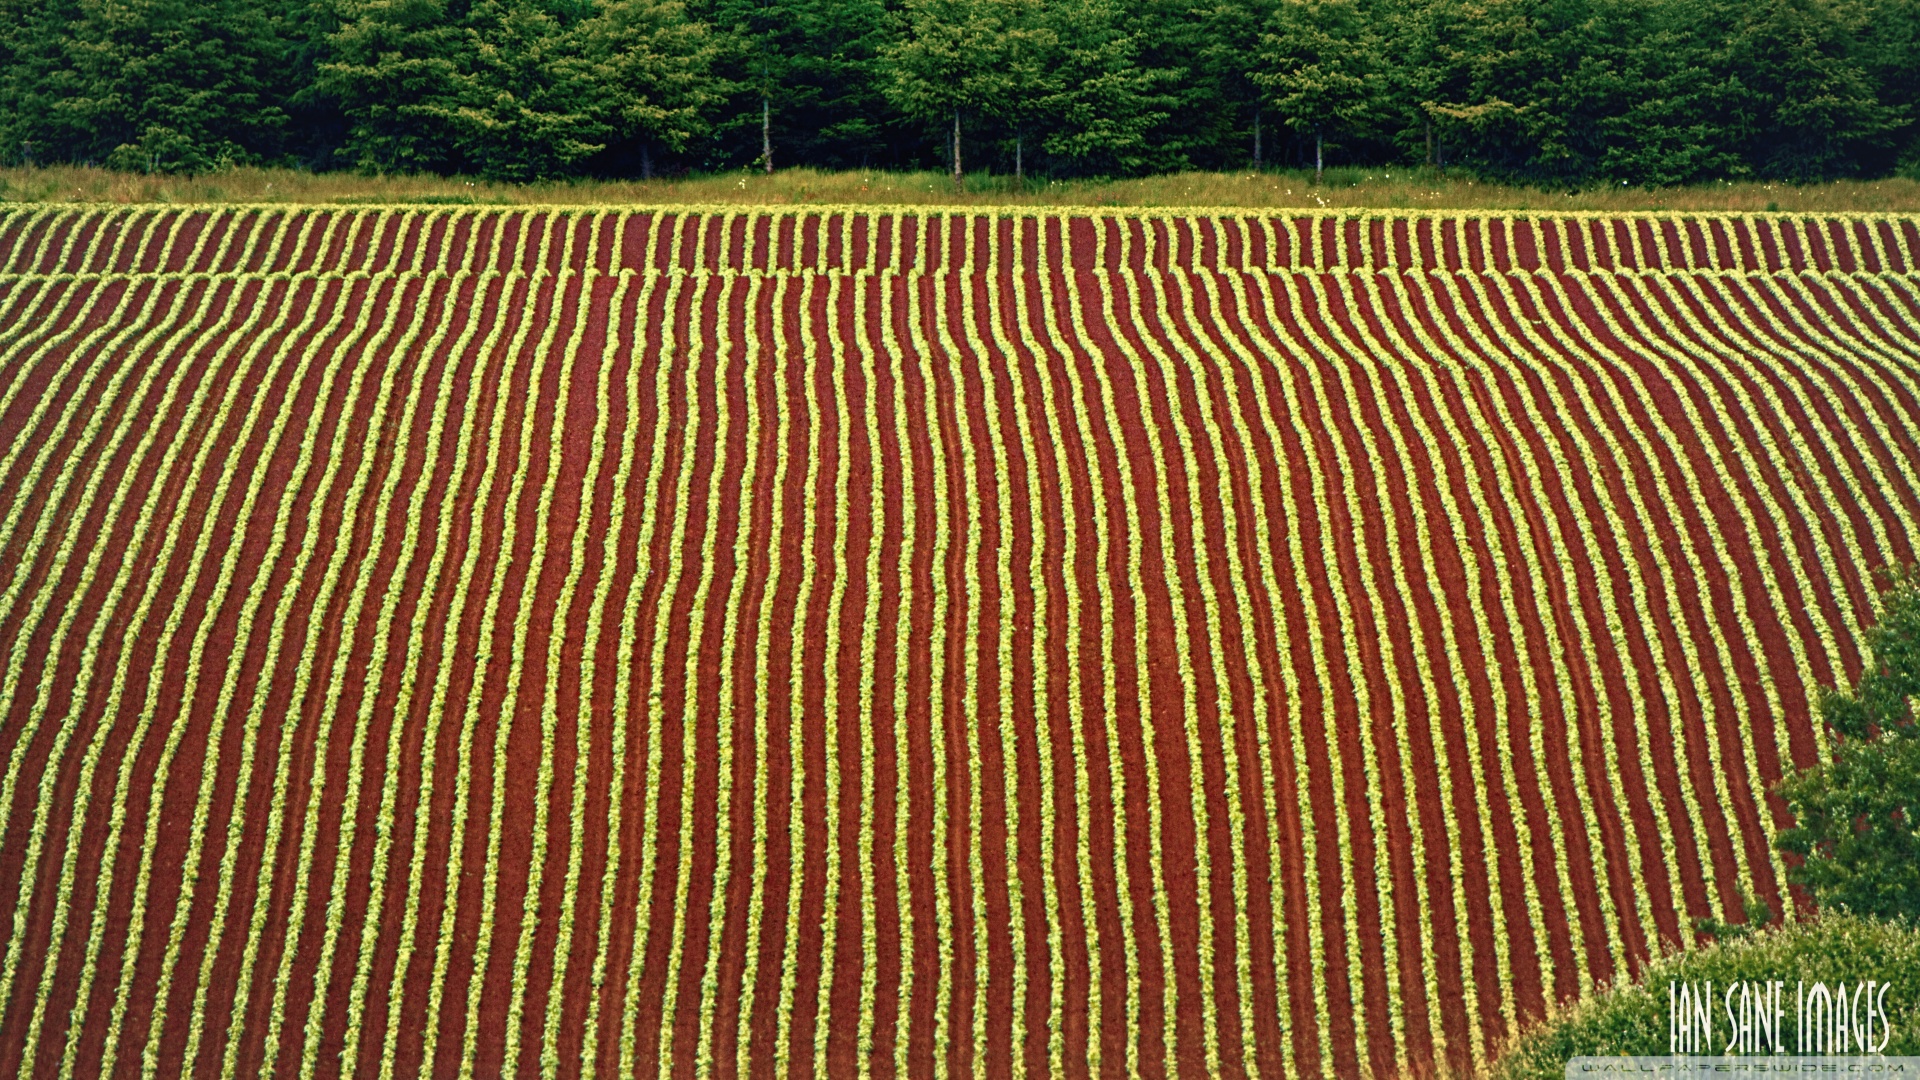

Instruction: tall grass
[5,163,1920,211]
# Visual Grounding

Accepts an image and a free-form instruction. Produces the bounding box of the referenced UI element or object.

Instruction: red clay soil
[0,208,1917,1079]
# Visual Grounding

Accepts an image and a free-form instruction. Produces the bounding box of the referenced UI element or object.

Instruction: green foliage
[571,0,731,163]
[703,0,893,169]
[2,0,1917,183]
[318,0,724,180]
[1860,0,1920,170]
[1776,566,1920,922]
[1489,915,1920,1079]
[880,0,1058,140]
[878,0,1173,176]
[1732,0,1905,181]
[1254,0,1390,154]
[1026,0,1175,174]
[0,0,292,171]
[1693,889,1774,944]
[1399,0,1752,186]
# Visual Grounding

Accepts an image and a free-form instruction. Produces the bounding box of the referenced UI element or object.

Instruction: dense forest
[2,0,1916,187]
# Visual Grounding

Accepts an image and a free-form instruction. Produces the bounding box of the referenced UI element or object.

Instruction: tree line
[2,0,1916,187]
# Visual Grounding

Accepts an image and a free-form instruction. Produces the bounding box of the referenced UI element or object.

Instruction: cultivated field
[0,206,1916,1078]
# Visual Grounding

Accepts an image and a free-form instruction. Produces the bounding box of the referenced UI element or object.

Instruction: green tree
[320,0,723,180]
[1122,0,1262,172]
[317,0,483,174]
[1397,0,1750,186]
[0,0,292,171]
[442,0,603,182]
[1732,0,1903,180]
[704,0,894,171]
[1776,565,1920,922]
[879,0,1057,184]
[573,0,730,176]
[1254,0,1389,182]
[1030,0,1175,177]
[1860,0,1920,172]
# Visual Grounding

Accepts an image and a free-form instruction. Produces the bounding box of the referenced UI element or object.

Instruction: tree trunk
[952,110,963,188]
[1315,130,1323,185]
[1425,119,1433,167]
[641,141,653,180]
[1015,134,1023,184]
[1253,106,1262,169]
[761,95,773,173]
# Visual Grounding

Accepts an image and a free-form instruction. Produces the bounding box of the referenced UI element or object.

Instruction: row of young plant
[615,218,790,1079]
[339,223,516,1078]
[0,205,549,278]
[419,218,586,1079]
[1221,219,1881,1068]
[0,205,764,1068]
[405,212,1920,1076]
[0,205,518,280]
[1282,210,1912,1060]
[3,205,1305,1068]
[193,247,457,1079]
[1262,213,1920,276]
[1496,221,1920,896]
[550,250,655,1078]
[213,229,446,1078]
[0,215,320,1073]
[1074,208,1920,278]
[0,208,576,1068]
[10,205,1920,285]
[2,207,1915,1075]
[574,219,687,1079]
[931,207,1916,1074]
[119,218,416,1080]
[1260,239,1738,1065]
[0,208,378,1075]
[652,249,757,1077]
[294,217,530,1079]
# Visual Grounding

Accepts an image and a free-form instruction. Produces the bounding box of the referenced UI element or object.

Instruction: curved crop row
[0,208,1914,1078]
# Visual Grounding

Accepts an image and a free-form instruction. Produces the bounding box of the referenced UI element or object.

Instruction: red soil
[0,208,1914,1079]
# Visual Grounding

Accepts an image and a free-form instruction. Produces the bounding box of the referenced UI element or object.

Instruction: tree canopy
[2,0,1915,183]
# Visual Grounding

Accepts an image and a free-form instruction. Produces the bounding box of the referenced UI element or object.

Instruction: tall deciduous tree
[1187,0,1277,169]
[317,0,486,174]
[321,0,723,179]
[0,0,292,171]
[5,0,1920,184]
[1732,0,1902,180]
[575,0,731,176]
[879,0,1056,185]
[1031,0,1175,176]
[1254,0,1388,181]
[703,0,892,171]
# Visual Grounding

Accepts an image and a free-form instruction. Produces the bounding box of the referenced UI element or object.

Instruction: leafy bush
[1776,565,1920,922]
[1490,915,1920,1079]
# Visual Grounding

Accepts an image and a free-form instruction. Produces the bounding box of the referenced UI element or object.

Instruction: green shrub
[1777,565,1920,921]
[1489,915,1920,1080]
